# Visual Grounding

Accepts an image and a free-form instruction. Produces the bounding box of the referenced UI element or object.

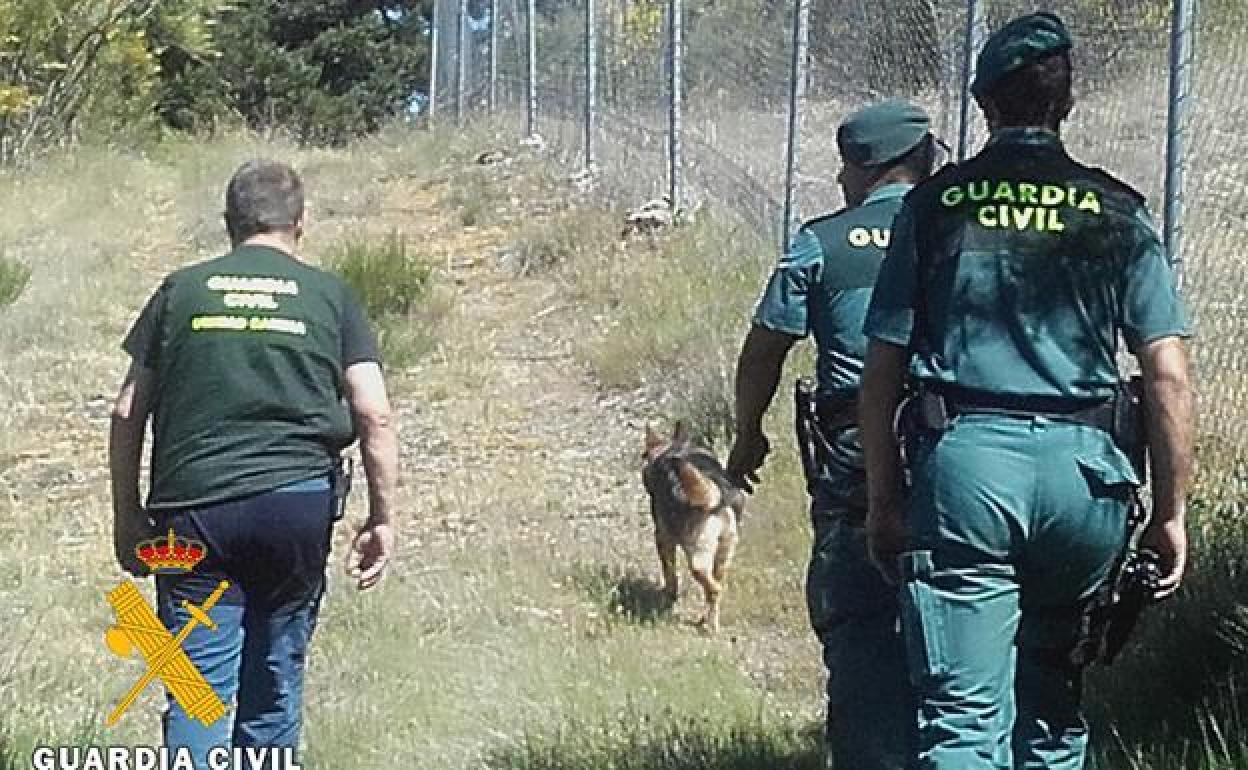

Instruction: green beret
[972,12,1073,99]
[836,99,931,168]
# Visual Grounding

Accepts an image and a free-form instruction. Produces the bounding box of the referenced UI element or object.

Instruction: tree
[161,0,431,145]
[0,0,217,162]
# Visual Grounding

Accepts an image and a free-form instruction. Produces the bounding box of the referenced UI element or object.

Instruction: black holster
[331,455,354,522]
[1111,375,1149,484]
[1071,376,1156,667]
[794,377,856,496]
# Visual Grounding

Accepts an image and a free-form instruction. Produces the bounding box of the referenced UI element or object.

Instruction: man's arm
[344,361,398,590]
[860,339,909,583]
[109,361,156,575]
[726,325,796,491]
[1136,335,1194,599]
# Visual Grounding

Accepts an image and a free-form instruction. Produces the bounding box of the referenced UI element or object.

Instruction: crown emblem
[135,529,207,574]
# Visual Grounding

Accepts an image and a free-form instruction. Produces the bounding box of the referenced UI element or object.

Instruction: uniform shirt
[753,182,912,398]
[123,244,380,510]
[865,129,1189,400]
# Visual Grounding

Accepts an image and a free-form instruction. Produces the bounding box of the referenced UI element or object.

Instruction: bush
[0,255,30,309]
[326,231,432,318]
[323,231,444,368]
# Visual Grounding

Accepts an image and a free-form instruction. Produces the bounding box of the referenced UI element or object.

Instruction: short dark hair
[224,160,305,243]
[895,133,937,180]
[979,52,1073,130]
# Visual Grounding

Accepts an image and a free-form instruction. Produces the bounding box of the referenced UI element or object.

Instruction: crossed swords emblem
[105,579,231,726]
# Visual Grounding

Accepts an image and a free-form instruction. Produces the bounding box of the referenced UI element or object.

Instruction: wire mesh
[437,0,1248,516]
[1182,2,1248,516]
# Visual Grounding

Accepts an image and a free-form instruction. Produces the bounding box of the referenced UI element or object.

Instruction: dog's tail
[677,460,723,510]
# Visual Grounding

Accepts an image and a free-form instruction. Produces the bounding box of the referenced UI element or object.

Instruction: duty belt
[916,384,1114,434]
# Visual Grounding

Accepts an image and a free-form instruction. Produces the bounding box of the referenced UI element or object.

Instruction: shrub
[325,231,432,319]
[0,255,30,309]
[323,231,443,368]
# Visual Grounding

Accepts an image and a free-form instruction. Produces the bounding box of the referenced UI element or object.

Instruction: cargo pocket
[899,550,950,684]
[1075,452,1140,500]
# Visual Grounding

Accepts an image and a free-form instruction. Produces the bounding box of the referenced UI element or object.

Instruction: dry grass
[3,42,1248,768]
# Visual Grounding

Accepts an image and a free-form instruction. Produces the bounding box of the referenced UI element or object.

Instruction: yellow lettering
[1048,208,1066,231]
[191,315,248,331]
[968,181,991,202]
[1077,191,1101,214]
[871,228,890,248]
[994,181,1016,203]
[977,205,998,228]
[941,186,964,207]
[1018,183,1039,205]
[1011,207,1035,230]
[1041,185,1065,206]
[848,227,872,248]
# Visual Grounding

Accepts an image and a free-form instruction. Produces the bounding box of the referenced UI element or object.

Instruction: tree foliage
[161,0,430,145]
[0,0,217,162]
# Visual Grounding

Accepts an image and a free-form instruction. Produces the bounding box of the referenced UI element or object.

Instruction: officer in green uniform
[110,161,399,767]
[727,99,936,770]
[859,13,1194,769]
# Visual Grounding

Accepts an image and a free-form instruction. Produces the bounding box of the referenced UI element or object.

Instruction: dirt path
[369,173,658,580]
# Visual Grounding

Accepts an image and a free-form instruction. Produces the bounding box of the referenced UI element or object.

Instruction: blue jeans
[154,480,334,769]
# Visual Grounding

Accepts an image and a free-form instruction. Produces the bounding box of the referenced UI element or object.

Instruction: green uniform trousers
[807,427,917,770]
[900,414,1134,770]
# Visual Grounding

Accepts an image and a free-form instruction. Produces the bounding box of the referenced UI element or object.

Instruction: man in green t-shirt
[727,99,936,770]
[110,160,398,767]
[860,13,1194,769]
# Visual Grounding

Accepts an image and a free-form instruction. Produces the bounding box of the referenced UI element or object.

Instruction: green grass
[485,714,823,770]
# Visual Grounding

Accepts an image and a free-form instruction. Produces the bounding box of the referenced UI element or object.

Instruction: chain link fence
[429,0,1248,516]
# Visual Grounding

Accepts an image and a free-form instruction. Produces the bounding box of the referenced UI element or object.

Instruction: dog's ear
[644,423,665,456]
[671,420,690,448]
[677,460,723,510]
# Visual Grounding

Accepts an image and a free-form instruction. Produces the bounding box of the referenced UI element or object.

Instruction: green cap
[972,12,1073,99]
[836,99,931,168]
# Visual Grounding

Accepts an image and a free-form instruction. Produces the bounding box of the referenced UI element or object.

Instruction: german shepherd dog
[642,422,745,633]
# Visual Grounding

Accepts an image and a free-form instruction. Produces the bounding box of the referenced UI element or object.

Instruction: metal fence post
[957,0,986,161]
[455,0,467,125]
[1164,0,1196,283]
[428,0,440,123]
[668,0,684,210]
[488,0,499,114]
[526,0,537,137]
[782,0,811,251]
[585,0,597,171]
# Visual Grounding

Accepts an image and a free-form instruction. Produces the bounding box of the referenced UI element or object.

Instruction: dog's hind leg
[688,515,726,633]
[713,515,738,588]
[655,525,680,603]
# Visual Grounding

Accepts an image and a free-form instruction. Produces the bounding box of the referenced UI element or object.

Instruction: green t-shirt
[123,244,380,510]
[753,183,912,397]
[865,129,1190,399]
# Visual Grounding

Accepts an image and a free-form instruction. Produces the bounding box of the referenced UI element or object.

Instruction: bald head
[224,160,305,246]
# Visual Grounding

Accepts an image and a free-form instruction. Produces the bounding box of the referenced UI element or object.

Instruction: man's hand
[1139,516,1186,600]
[727,431,769,494]
[866,500,907,585]
[346,521,395,591]
[113,511,154,577]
